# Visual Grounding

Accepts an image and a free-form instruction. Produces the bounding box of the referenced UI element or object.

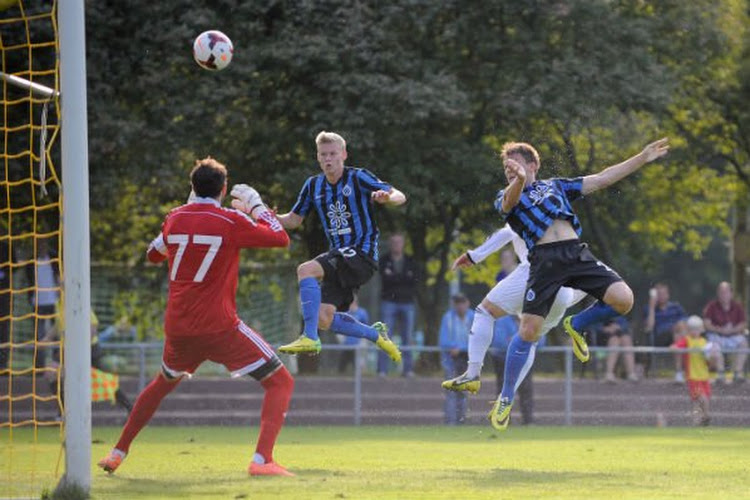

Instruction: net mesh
[0,0,63,496]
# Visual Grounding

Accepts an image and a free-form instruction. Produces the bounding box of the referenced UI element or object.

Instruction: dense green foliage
[83,1,750,340]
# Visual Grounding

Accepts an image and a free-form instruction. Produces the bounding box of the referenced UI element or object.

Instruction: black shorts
[523,239,622,317]
[315,247,377,311]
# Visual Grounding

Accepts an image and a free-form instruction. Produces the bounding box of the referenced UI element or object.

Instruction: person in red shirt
[702,282,748,384]
[98,158,295,477]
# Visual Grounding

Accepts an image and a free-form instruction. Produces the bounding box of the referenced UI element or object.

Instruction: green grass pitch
[3,426,750,499]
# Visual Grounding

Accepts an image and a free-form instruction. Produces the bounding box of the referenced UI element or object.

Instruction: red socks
[255,367,294,463]
[112,367,293,464]
[115,374,179,453]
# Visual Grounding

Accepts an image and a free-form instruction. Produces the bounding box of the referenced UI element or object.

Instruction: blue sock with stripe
[331,313,378,342]
[299,277,321,340]
[500,335,537,402]
[571,301,618,332]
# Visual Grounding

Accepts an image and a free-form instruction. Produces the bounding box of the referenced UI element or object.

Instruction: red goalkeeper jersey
[147,198,289,337]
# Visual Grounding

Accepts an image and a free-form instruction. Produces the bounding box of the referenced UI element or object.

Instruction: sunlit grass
[3,426,750,499]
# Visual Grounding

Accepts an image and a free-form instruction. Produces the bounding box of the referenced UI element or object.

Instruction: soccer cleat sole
[487,399,512,431]
[563,316,590,363]
[441,379,481,394]
[278,345,321,355]
[278,337,322,355]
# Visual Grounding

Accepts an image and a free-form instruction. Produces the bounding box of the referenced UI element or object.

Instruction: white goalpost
[58,0,91,492]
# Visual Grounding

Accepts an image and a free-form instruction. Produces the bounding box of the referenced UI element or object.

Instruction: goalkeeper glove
[230,184,266,217]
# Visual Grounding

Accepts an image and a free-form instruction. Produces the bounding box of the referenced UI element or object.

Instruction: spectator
[702,281,748,384]
[378,233,418,377]
[672,315,721,426]
[494,247,518,283]
[25,237,60,370]
[490,315,538,425]
[644,282,688,383]
[44,299,133,415]
[439,293,473,425]
[337,296,369,374]
[591,316,637,383]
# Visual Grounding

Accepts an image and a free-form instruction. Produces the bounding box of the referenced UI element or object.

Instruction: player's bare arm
[276,211,304,230]
[501,158,527,213]
[372,187,407,206]
[581,138,669,195]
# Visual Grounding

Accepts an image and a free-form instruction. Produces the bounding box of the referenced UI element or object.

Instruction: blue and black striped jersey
[291,166,392,261]
[494,177,584,250]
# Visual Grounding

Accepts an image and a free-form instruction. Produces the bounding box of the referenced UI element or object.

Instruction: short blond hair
[315,131,346,150]
[501,142,540,167]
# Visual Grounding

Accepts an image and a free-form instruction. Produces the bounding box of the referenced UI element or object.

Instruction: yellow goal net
[0,0,63,497]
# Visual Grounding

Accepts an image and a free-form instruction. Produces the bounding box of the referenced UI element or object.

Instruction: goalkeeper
[98,158,295,477]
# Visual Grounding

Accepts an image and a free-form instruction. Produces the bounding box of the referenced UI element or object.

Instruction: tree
[83,0,744,345]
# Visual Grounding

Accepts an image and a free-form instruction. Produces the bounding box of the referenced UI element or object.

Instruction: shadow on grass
[98,466,612,493]
[466,467,614,488]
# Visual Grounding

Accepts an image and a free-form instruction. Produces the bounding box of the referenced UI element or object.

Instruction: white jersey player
[442,224,586,394]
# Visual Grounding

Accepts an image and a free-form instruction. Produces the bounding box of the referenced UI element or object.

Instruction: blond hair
[315,131,346,150]
[501,142,540,167]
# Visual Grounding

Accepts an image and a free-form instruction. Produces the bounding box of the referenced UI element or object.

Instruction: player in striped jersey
[272,131,406,358]
[486,138,669,430]
[441,224,587,396]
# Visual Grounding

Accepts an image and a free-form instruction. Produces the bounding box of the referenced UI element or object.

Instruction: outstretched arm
[582,138,669,195]
[452,226,515,270]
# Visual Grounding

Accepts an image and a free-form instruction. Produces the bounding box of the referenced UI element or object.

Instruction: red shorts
[162,321,281,381]
[687,380,711,400]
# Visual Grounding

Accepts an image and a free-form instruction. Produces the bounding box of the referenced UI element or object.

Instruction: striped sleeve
[493,189,509,221]
[291,177,314,216]
[355,168,391,194]
[555,177,584,202]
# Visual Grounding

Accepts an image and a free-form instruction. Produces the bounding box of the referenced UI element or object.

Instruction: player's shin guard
[115,374,179,453]
[571,301,618,332]
[255,367,294,464]
[499,334,537,402]
[299,277,321,340]
[466,305,495,378]
[331,313,378,342]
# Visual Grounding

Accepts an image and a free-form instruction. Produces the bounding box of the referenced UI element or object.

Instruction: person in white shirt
[442,225,586,399]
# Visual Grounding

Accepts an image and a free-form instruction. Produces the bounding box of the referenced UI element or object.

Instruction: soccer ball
[193,30,233,71]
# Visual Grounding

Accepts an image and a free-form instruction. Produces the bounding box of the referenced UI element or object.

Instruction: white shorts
[706,333,748,351]
[484,263,587,335]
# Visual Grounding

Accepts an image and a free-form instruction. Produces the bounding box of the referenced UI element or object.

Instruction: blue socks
[571,301,618,332]
[500,334,537,402]
[331,313,378,342]
[299,277,321,340]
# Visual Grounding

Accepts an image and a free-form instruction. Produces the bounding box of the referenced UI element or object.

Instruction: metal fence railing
[96,342,750,426]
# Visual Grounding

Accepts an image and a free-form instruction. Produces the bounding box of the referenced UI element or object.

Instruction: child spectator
[671,315,721,426]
